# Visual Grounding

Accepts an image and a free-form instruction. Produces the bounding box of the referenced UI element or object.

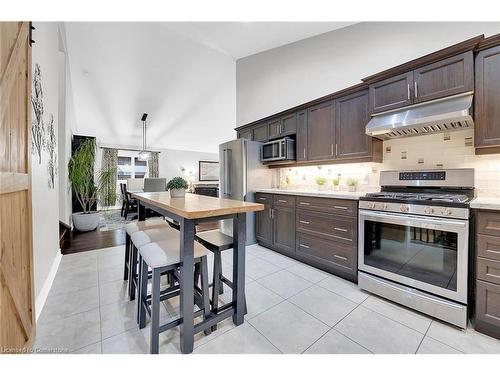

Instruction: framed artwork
[199,160,219,181]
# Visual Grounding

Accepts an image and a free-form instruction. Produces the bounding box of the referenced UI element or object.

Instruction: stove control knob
[378,203,388,210]
[441,207,452,216]
[424,206,434,215]
[367,202,375,209]
[400,204,409,213]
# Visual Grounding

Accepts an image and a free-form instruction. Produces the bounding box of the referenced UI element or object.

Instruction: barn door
[0,22,35,352]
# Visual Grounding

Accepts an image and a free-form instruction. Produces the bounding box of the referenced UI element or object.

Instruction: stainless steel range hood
[365,92,474,140]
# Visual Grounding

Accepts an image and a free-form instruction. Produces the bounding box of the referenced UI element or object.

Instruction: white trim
[35,250,62,321]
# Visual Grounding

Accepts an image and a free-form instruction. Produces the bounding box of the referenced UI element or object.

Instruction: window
[117,153,148,181]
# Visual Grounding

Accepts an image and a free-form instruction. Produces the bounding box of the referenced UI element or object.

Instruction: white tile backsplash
[279,129,500,197]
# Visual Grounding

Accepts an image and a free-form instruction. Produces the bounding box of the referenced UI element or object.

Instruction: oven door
[261,139,283,161]
[358,209,468,303]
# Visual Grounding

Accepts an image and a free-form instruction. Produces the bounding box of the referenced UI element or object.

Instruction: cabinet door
[253,123,269,143]
[273,205,296,255]
[267,118,281,140]
[335,89,371,159]
[414,51,473,103]
[475,45,500,150]
[307,101,335,161]
[476,280,500,328]
[280,113,297,137]
[296,110,308,162]
[369,71,413,113]
[238,129,252,140]
[255,195,273,246]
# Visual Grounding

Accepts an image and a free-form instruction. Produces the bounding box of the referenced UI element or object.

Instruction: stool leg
[150,268,161,354]
[137,255,148,328]
[129,244,138,301]
[200,256,212,336]
[124,234,130,281]
[216,252,224,294]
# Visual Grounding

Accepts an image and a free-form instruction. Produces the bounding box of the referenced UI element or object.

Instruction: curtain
[101,148,118,207]
[149,152,159,178]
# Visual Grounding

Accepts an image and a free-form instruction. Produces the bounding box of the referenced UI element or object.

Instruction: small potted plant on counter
[346,178,358,192]
[167,176,188,198]
[332,177,340,191]
[316,176,327,191]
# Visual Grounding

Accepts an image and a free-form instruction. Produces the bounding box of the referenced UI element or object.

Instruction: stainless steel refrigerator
[219,138,274,244]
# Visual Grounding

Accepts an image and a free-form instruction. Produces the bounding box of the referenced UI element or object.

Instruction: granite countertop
[254,188,375,200]
[470,197,500,211]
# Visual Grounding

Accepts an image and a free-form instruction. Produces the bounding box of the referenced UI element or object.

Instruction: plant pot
[317,185,325,191]
[72,212,100,232]
[170,188,186,198]
[347,185,357,192]
[333,185,340,191]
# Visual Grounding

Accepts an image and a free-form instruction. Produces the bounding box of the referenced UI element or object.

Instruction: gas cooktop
[364,192,472,204]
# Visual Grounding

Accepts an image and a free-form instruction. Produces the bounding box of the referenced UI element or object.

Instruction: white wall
[236,22,500,126]
[31,22,63,316]
[64,22,236,153]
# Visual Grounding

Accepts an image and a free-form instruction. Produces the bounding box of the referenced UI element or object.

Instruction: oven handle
[359,209,467,229]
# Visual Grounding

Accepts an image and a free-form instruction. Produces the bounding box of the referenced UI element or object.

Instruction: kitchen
[226,33,500,343]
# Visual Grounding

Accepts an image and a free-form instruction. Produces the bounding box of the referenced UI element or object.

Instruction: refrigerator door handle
[225,149,232,196]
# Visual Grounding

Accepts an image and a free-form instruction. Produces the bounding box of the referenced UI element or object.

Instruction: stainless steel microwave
[261,137,295,162]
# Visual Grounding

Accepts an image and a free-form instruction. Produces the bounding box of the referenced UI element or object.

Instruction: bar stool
[124,218,167,284]
[137,235,212,354]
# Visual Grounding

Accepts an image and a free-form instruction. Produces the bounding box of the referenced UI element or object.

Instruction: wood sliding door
[0,22,35,352]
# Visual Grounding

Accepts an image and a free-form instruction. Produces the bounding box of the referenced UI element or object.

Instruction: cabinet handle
[259,197,267,201]
[271,208,274,219]
[269,208,272,219]
[299,202,310,206]
[299,220,310,225]
[334,206,348,210]
[279,124,282,134]
[414,81,418,98]
[303,148,306,159]
[278,199,288,203]
[333,254,348,261]
[407,83,410,100]
[331,143,334,155]
[334,227,348,232]
[335,143,338,156]
[299,244,310,249]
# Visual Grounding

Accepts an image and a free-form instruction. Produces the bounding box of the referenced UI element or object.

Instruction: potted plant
[346,178,358,192]
[315,176,327,191]
[332,177,340,191]
[68,139,117,231]
[167,176,188,198]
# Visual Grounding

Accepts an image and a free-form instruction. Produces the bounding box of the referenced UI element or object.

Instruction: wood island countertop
[131,192,264,219]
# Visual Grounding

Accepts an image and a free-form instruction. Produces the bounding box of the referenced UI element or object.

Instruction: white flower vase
[347,185,357,192]
[170,189,186,198]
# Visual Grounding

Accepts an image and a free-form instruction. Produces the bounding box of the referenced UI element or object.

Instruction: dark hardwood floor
[61,228,126,255]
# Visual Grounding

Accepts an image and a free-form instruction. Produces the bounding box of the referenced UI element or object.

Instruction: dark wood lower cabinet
[475,209,500,340]
[255,192,358,282]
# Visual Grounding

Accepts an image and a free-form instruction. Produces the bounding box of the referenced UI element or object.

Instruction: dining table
[131,191,264,354]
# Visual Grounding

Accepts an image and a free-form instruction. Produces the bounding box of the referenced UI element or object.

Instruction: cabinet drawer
[295,196,357,216]
[255,193,273,204]
[477,211,500,237]
[296,209,356,244]
[296,232,356,274]
[273,194,296,207]
[477,234,500,261]
[477,257,500,285]
[476,280,500,327]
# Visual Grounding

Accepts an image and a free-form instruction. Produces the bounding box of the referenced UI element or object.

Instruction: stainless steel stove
[358,168,475,328]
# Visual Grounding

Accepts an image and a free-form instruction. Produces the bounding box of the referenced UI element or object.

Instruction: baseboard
[35,250,63,321]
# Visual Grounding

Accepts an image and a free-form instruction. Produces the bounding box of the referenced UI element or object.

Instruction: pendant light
[138,113,151,161]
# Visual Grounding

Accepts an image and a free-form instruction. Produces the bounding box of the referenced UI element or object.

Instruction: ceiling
[165,22,356,59]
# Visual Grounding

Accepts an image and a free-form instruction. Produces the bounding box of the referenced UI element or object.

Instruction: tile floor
[34,244,500,354]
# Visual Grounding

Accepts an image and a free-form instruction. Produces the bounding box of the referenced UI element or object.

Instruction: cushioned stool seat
[125,217,167,235]
[140,239,209,268]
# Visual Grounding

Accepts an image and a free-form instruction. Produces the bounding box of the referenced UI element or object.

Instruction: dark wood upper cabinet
[252,123,269,143]
[475,44,500,151]
[413,51,473,103]
[307,101,335,161]
[237,128,252,140]
[335,90,371,159]
[272,205,296,255]
[369,71,413,113]
[296,110,308,162]
[268,113,297,140]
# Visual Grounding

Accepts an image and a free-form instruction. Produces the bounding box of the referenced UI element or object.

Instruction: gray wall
[236,22,500,126]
